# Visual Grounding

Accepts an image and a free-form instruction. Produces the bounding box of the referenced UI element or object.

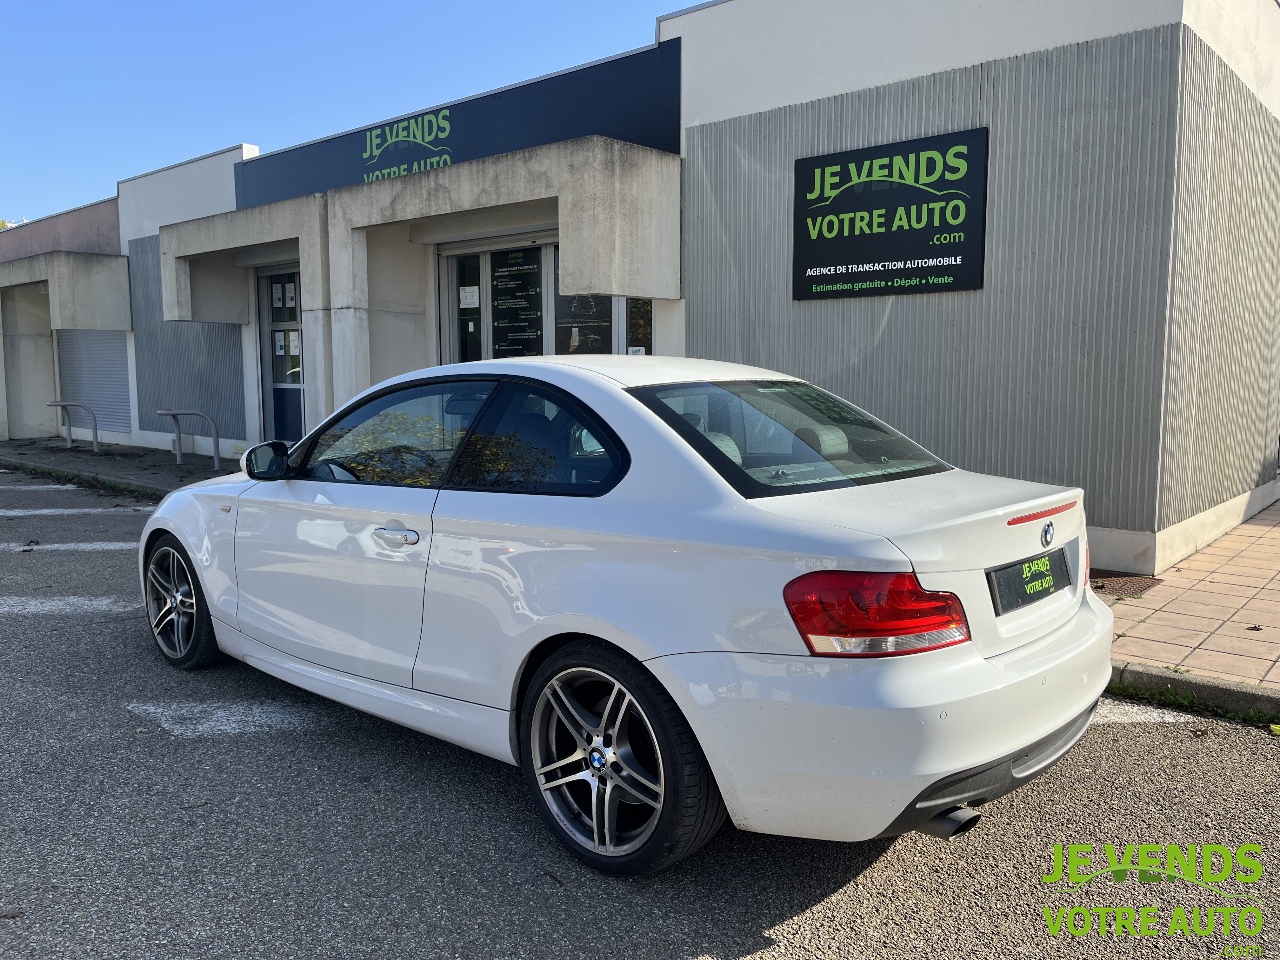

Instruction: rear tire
[520,640,726,875]
[144,533,223,670]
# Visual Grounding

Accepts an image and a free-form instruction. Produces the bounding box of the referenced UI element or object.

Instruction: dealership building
[0,0,1277,574]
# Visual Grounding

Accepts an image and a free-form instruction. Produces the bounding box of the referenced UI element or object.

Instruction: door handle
[373,525,420,546]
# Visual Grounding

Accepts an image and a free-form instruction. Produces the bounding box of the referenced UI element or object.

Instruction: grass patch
[1107,682,1280,729]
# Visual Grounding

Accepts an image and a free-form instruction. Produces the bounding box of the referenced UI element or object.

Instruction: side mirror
[242,440,291,480]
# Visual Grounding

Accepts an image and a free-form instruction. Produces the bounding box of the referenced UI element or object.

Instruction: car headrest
[704,432,742,465]
[795,424,849,458]
[681,411,706,431]
[512,414,555,452]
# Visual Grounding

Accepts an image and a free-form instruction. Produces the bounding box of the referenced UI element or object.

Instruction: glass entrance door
[259,271,304,443]
[442,240,654,363]
[456,254,482,362]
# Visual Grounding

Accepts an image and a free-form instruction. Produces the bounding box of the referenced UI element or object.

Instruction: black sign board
[987,548,1073,617]
[491,249,543,358]
[793,128,989,300]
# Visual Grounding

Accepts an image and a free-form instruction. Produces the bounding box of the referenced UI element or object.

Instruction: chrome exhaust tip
[916,806,982,840]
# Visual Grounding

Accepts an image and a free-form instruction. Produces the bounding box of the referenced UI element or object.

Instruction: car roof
[382,355,802,390]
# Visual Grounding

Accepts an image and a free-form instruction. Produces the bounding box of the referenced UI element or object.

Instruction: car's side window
[298,380,498,487]
[444,382,626,495]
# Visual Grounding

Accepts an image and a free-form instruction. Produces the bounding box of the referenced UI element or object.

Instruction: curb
[0,455,172,499]
[1109,658,1280,723]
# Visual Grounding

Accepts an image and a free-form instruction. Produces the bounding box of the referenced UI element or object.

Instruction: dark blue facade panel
[236,40,680,209]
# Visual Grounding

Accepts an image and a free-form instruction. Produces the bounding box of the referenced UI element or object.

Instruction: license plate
[987,548,1073,616]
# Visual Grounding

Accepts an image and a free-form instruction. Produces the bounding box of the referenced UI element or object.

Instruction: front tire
[520,641,726,875]
[144,534,223,670]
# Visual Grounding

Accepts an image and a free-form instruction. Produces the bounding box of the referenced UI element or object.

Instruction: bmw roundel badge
[1041,522,1055,549]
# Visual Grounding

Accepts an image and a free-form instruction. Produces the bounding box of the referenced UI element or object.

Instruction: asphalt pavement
[0,468,1276,960]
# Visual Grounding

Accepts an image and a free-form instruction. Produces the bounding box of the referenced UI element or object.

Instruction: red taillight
[783,571,970,657]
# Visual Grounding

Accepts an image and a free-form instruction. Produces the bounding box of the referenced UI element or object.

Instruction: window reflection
[447,383,624,495]
[301,382,496,487]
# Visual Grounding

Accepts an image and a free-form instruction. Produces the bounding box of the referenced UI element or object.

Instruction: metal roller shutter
[55,330,132,434]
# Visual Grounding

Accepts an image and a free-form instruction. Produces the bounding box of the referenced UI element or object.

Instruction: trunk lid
[754,469,1088,657]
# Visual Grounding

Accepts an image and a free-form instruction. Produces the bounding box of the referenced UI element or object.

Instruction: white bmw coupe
[140,356,1112,874]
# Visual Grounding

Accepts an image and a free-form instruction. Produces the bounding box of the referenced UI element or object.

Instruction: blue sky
[1,1,681,222]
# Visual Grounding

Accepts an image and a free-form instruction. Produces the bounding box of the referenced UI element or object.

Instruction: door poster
[553,248,611,354]
[490,249,543,357]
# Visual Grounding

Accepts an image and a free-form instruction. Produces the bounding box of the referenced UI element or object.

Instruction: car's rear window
[631,380,949,498]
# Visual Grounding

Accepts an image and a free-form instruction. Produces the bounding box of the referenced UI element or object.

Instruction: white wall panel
[117,145,258,254]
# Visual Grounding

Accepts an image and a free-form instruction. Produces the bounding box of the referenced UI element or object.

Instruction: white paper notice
[285,282,296,308]
[459,285,480,309]
[272,284,282,308]
[274,331,285,356]
[288,331,300,356]
[627,346,646,355]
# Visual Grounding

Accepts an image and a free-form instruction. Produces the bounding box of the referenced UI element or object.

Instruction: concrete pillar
[328,214,370,410]
[299,197,332,429]
[652,298,686,357]
[0,283,58,438]
[366,224,434,385]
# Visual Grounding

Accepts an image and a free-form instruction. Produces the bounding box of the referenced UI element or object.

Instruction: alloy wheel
[145,545,199,659]
[530,667,665,856]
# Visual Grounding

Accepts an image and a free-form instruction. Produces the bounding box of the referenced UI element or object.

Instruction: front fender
[140,478,254,623]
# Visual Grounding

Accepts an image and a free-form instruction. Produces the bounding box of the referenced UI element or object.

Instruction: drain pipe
[917,807,982,840]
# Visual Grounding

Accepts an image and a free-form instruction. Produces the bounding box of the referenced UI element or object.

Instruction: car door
[415,379,628,706]
[235,378,498,686]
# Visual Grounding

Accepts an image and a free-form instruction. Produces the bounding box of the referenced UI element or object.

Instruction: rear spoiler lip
[1006,500,1079,526]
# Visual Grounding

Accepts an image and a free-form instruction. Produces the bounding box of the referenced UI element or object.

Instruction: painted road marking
[0,597,138,615]
[0,542,136,552]
[0,484,80,491]
[126,702,321,738]
[1094,698,1197,724]
[0,507,150,517]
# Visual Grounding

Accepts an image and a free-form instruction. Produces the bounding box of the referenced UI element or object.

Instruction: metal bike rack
[47,401,99,453]
[157,409,221,470]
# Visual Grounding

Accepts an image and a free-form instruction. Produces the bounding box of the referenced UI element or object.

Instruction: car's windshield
[631,380,949,498]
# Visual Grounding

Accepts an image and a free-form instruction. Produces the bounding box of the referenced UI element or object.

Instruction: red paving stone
[1102,503,1280,688]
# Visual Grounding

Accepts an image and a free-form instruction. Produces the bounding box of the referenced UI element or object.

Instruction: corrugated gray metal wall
[682,27,1181,532]
[1156,28,1280,530]
[55,329,131,433]
[129,235,247,440]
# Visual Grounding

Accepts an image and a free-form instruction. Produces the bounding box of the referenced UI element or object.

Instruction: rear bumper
[647,588,1114,842]
[873,698,1097,838]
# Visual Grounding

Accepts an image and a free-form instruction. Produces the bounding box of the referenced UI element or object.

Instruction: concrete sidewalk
[1,434,1276,721]
[0,437,234,497]
[1108,502,1280,695]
